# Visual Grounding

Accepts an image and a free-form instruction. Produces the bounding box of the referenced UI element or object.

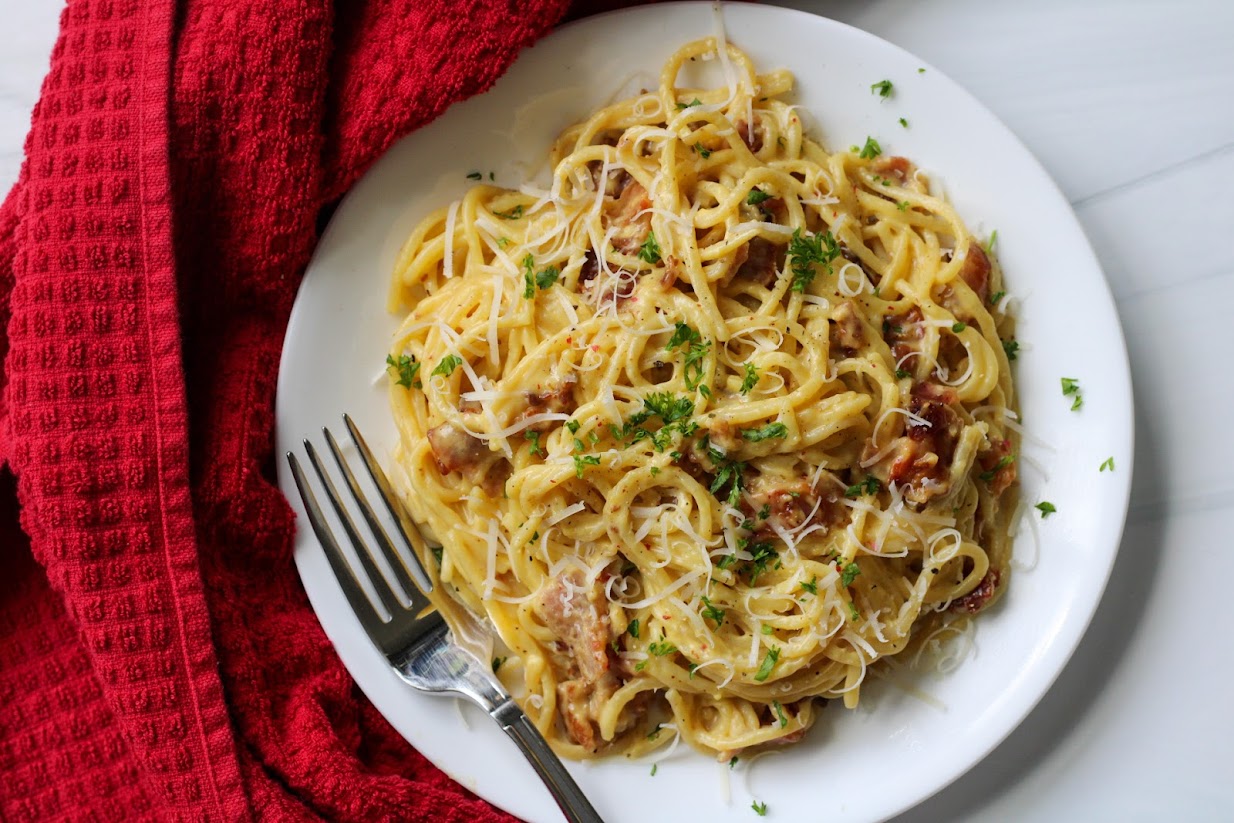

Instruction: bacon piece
[861,386,962,506]
[736,119,764,153]
[977,437,1017,495]
[606,181,653,255]
[958,243,991,302]
[830,300,866,354]
[538,569,645,751]
[524,375,577,416]
[884,306,923,362]
[426,422,509,495]
[735,238,779,288]
[745,473,844,532]
[873,155,914,184]
[951,568,1001,614]
[580,251,599,285]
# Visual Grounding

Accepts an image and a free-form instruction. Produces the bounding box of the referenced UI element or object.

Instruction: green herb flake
[800,575,819,595]
[386,354,422,389]
[431,354,463,378]
[754,646,780,682]
[701,595,726,627]
[895,368,912,379]
[650,764,658,777]
[1100,456,1115,472]
[676,98,702,110]
[979,453,1016,483]
[760,623,774,636]
[1002,339,1019,361]
[740,362,760,394]
[990,290,1006,305]
[1035,501,1057,518]
[521,254,536,299]
[747,188,772,205]
[844,476,880,498]
[772,700,788,728]
[573,454,601,478]
[524,430,544,457]
[742,422,788,442]
[847,600,861,622]
[566,419,581,434]
[985,229,999,253]
[752,800,768,816]
[638,230,662,265]
[858,136,883,159]
[1061,377,1083,411]
[648,640,678,657]
[787,227,841,292]
[628,619,640,639]
[466,171,483,180]
[535,266,560,290]
[493,204,525,220]
[899,117,909,128]
[952,321,967,333]
[841,562,861,587]
[897,200,910,211]
[870,79,893,98]
[918,67,926,74]
[730,756,739,769]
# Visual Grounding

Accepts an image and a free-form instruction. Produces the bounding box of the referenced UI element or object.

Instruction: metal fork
[286,415,604,823]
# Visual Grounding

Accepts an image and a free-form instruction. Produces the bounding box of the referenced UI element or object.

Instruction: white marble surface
[1,0,1230,820]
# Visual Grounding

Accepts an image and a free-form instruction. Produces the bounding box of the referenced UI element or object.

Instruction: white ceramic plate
[275,3,1134,821]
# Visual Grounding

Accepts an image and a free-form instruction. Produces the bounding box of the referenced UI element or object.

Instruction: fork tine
[303,439,404,619]
[286,451,385,633]
[342,413,435,595]
[323,426,428,612]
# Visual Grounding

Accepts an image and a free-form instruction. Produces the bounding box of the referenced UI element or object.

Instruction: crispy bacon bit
[735,238,779,288]
[873,155,914,184]
[913,381,958,406]
[525,375,578,417]
[736,119,764,153]
[661,255,682,289]
[830,300,866,354]
[707,420,742,453]
[958,243,991,302]
[951,568,1001,614]
[862,386,962,506]
[607,181,652,255]
[580,251,599,285]
[745,473,844,532]
[537,569,643,751]
[884,306,923,362]
[757,197,788,224]
[426,422,510,495]
[977,437,1017,495]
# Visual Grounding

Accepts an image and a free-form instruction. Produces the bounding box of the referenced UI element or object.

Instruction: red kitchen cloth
[0,0,645,820]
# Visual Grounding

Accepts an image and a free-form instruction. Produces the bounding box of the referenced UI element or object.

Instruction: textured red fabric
[0,0,647,820]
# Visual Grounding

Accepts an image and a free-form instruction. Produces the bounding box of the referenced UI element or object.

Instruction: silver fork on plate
[286,414,604,823]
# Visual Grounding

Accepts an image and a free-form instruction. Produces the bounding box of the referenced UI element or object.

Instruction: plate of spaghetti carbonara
[277,4,1132,822]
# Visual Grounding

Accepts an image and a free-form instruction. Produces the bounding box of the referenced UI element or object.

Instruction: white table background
[1,1,1230,820]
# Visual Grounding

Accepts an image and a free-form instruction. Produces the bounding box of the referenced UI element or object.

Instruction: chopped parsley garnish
[386,354,422,389]
[844,476,880,498]
[761,623,774,635]
[701,595,726,627]
[693,142,712,159]
[676,98,702,109]
[747,541,780,583]
[990,290,1006,304]
[493,204,524,220]
[431,354,463,378]
[757,504,771,520]
[742,422,788,442]
[787,227,841,292]
[1100,456,1115,472]
[899,117,909,128]
[649,466,660,476]
[648,640,677,656]
[496,237,511,248]
[752,800,768,816]
[650,764,658,777]
[665,322,711,391]
[870,79,893,98]
[740,362,760,394]
[1035,501,1057,518]
[754,646,780,682]
[524,431,544,457]
[918,67,926,73]
[858,136,883,159]
[566,419,581,434]
[952,321,967,333]
[841,562,861,587]
[638,230,662,265]
[746,188,772,206]
[897,200,910,211]
[709,455,746,508]
[979,454,1015,482]
[573,454,600,477]
[573,438,585,453]
[730,756,739,769]
[1061,377,1083,411]
[628,619,640,639]
[535,266,560,290]
[895,368,912,379]
[800,576,818,595]
[466,171,483,180]
[1002,339,1019,361]
[985,230,999,253]
[847,600,861,622]
[772,700,788,728]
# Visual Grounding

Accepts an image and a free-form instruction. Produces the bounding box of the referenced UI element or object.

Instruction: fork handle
[491,699,605,823]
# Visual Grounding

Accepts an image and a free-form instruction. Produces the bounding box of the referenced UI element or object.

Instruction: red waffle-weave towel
[0,1,640,819]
